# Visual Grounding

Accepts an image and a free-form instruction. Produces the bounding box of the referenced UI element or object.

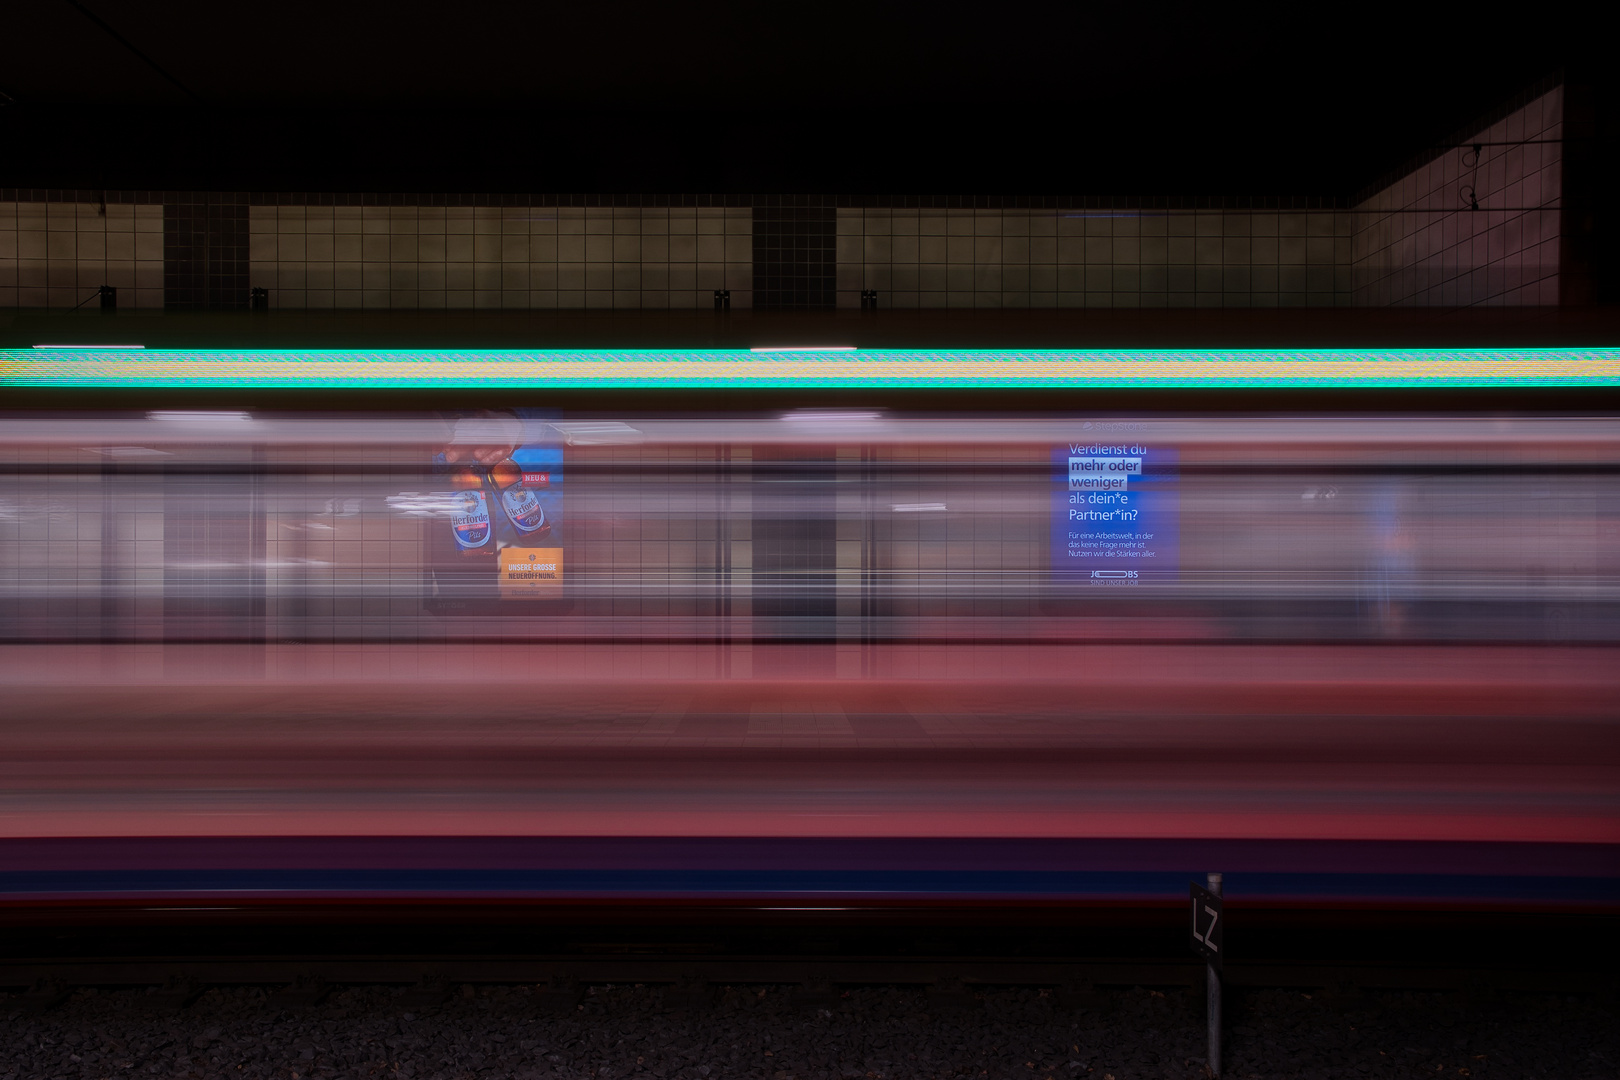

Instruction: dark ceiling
[0,1,1585,196]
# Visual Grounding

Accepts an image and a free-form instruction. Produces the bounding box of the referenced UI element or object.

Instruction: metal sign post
[1189,873,1224,1076]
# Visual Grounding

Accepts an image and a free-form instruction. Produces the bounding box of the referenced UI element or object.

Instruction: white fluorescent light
[83,446,173,458]
[148,410,253,423]
[550,421,643,446]
[781,410,883,424]
[748,345,857,353]
[34,344,145,349]
[449,416,524,445]
[891,503,948,512]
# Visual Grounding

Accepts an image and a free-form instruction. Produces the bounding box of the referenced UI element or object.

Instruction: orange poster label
[499,547,564,598]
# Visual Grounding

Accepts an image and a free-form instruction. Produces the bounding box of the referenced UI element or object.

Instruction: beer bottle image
[490,457,550,537]
[448,467,496,556]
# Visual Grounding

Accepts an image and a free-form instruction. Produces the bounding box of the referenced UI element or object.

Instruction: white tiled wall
[1350,87,1563,306]
[248,205,753,310]
[835,208,1352,308]
[0,115,1567,319]
[0,202,165,309]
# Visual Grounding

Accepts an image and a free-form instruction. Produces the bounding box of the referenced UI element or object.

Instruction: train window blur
[0,411,1612,651]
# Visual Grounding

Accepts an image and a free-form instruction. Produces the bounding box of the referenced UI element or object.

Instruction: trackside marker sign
[1189,881,1223,970]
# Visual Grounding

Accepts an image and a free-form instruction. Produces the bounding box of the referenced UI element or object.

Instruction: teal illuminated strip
[1,348,1617,388]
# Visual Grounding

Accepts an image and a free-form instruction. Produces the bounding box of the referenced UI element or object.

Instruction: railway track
[3,916,1616,1080]
[4,953,1614,1013]
[6,908,1617,1008]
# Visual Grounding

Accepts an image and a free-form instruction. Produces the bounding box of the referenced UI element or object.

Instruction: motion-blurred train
[1,346,1616,914]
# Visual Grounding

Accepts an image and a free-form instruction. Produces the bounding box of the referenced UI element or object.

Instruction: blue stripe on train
[0,869,1617,904]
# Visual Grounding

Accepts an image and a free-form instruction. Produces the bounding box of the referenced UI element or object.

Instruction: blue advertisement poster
[1051,430,1178,584]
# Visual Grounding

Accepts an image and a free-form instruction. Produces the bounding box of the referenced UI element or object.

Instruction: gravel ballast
[2,981,1615,1080]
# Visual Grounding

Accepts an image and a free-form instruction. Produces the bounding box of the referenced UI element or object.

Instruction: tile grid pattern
[247,206,753,310]
[753,201,836,309]
[165,193,250,309]
[1350,87,1563,306]
[0,202,165,310]
[835,209,1352,309]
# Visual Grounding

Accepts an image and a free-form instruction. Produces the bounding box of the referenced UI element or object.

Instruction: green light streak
[1,348,1616,388]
